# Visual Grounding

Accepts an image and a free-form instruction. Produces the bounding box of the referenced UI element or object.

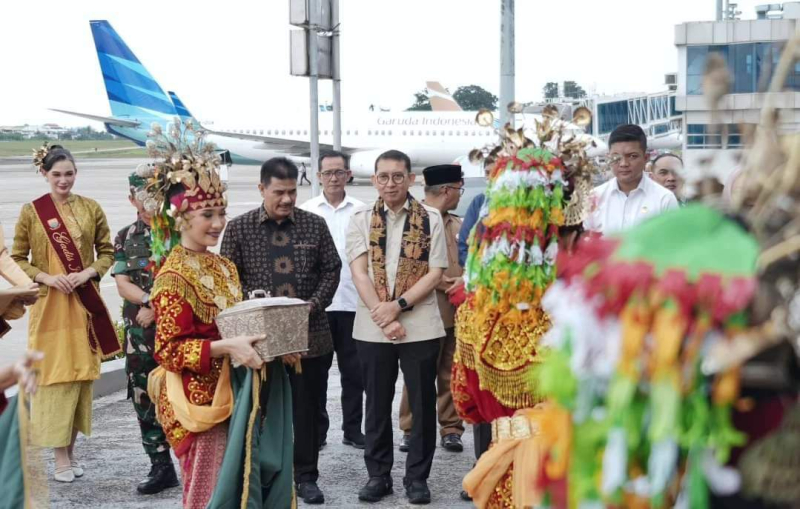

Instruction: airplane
[53,20,606,179]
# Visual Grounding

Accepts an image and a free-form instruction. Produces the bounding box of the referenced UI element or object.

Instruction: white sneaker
[70,460,84,478]
[55,466,75,483]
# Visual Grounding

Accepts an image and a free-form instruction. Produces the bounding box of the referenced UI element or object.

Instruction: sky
[0,0,768,128]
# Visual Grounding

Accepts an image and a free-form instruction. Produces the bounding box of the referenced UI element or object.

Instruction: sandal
[54,465,75,483]
[70,460,84,478]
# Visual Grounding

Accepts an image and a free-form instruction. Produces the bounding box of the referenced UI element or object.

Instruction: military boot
[137,454,179,495]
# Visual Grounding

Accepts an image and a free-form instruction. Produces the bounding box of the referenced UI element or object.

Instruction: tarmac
[1,157,476,508]
[45,366,475,508]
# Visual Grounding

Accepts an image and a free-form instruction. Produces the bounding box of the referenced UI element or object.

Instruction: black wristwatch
[141,292,151,308]
[397,297,413,313]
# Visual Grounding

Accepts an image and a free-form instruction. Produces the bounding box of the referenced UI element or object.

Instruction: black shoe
[460,489,473,501]
[404,479,431,505]
[358,476,393,502]
[296,481,325,504]
[318,438,327,451]
[137,462,179,495]
[399,434,411,453]
[441,433,464,452]
[342,432,365,450]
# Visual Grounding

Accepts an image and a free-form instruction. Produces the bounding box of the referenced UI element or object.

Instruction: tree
[453,85,498,111]
[406,90,432,111]
[563,81,587,99]
[543,82,559,99]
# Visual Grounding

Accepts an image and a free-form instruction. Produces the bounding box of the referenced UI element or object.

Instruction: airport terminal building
[675,2,800,179]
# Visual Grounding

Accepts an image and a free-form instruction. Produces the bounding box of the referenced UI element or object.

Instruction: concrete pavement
[46,360,475,508]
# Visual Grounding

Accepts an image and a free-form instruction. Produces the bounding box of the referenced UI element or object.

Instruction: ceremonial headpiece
[523,34,800,509]
[32,142,51,172]
[139,118,226,268]
[454,106,597,410]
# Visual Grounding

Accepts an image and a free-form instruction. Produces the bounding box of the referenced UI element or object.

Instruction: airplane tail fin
[168,91,194,121]
[89,20,177,120]
[426,81,462,112]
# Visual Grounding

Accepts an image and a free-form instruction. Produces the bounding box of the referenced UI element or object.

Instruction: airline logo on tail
[168,91,194,121]
[90,20,177,121]
[426,81,462,112]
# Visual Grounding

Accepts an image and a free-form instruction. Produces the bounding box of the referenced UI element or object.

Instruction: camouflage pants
[125,324,170,461]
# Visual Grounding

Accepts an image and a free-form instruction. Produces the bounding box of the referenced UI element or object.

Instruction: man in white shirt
[586,124,678,234]
[300,151,366,451]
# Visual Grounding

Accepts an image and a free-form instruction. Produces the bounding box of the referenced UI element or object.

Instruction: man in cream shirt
[346,149,447,505]
[586,124,678,234]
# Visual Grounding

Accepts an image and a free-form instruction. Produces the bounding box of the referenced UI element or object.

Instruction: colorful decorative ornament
[532,205,760,508]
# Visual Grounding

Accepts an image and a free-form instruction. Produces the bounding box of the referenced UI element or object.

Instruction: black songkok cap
[423,164,463,186]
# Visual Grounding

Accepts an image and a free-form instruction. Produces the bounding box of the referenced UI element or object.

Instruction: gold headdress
[31,142,50,172]
[141,118,226,267]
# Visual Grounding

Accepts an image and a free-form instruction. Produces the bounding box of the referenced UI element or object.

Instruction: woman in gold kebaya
[12,145,119,483]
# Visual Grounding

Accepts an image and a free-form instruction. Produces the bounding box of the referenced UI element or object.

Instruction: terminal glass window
[727,124,744,148]
[687,42,800,95]
[653,124,669,135]
[597,100,629,134]
[686,124,722,148]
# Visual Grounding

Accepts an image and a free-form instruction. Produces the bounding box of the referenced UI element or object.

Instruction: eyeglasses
[375,173,407,185]
[444,185,465,196]
[320,170,348,180]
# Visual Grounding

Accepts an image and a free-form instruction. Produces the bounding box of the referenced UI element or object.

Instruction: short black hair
[608,124,647,153]
[319,150,350,171]
[42,145,76,172]
[374,149,411,173]
[260,157,299,186]
[652,152,683,167]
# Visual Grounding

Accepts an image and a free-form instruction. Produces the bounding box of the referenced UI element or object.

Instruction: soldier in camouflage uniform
[112,172,179,494]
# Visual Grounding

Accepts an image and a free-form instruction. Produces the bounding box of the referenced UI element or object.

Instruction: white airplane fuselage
[201,111,606,178]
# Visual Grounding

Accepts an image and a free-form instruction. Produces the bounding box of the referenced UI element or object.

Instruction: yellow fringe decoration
[152,271,225,324]
[239,365,264,509]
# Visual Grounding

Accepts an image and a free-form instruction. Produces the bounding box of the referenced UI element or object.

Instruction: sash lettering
[31,195,121,358]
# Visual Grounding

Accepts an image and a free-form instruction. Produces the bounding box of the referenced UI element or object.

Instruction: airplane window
[324,130,328,135]
[368,130,372,135]
[456,131,460,136]
[346,130,350,135]
[282,130,286,135]
[381,130,385,136]
[449,131,453,136]
[418,131,422,136]
[303,130,307,135]
[402,131,406,136]
[260,130,263,135]
[355,130,358,135]
[441,130,446,136]
[426,131,430,136]
[290,130,294,135]
[388,130,392,136]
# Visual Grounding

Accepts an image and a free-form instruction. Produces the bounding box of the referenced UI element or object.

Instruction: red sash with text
[32,195,121,359]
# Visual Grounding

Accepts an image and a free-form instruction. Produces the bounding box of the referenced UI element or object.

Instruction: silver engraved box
[215,291,310,361]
